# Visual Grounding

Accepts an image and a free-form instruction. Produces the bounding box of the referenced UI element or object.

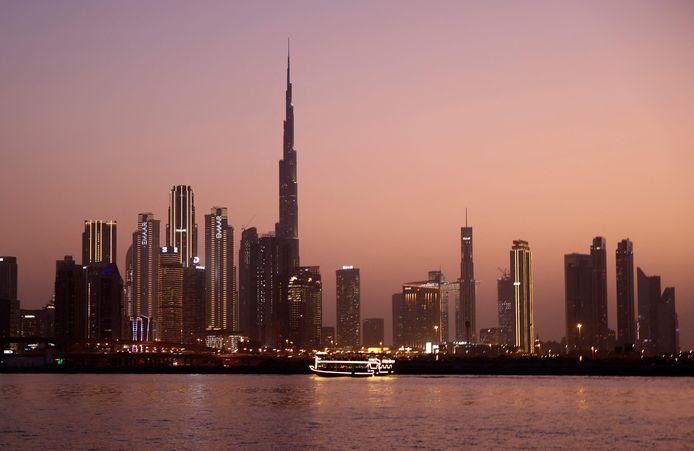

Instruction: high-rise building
[286,266,322,349]
[274,48,301,348]
[336,266,360,348]
[276,46,300,273]
[511,240,534,353]
[401,280,441,349]
[54,256,86,346]
[257,234,280,346]
[362,318,385,347]
[392,292,405,348]
[590,237,609,346]
[132,213,160,340]
[167,185,198,268]
[637,268,678,355]
[124,245,134,333]
[85,263,123,340]
[0,256,18,301]
[429,270,456,342]
[439,278,458,343]
[658,288,678,354]
[637,267,659,350]
[205,207,236,332]
[183,264,206,345]
[158,247,183,343]
[239,227,259,339]
[0,256,19,337]
[459,220,476,342]
[82,220,117,265]
[616,239,636,348]
[564,253,593,350]
[497,270,515,346]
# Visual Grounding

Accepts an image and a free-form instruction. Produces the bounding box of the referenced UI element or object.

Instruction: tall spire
[287,38,290,82]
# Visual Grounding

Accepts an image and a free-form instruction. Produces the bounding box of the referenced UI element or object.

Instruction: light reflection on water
[1,374,693,449]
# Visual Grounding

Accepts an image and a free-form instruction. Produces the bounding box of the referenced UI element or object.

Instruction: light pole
[434,325,439,344]
[576,323,583,349]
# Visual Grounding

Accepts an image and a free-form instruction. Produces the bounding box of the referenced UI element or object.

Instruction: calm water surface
[1,374,693,449]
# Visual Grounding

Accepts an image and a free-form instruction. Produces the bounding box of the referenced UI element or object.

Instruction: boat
[309,352,395,377]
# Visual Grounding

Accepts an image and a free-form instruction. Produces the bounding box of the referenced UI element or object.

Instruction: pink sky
[1,1,693,346]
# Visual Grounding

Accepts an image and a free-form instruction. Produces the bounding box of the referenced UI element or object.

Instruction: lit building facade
[616,239,636,348]
[205,207,236,332]
[392,292,405,348]
[82,220,117,265]
[336,266,360,348]
[401,281,441,349]
[257,234,280,346]
[167,185,197,268]
[497,270,515,346]
[132,213,160,340]
[511,240,534,353]
[158,247,183,343]
[286,266,322,349]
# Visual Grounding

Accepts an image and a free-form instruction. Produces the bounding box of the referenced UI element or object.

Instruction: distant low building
[479,327,503,346]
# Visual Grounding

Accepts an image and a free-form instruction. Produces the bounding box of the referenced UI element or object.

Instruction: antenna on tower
[465,208,468,227]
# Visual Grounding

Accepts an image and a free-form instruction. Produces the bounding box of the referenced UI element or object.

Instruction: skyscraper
[167,185,197,268]
[276,45,299,272]
[54,256,86,346]
[205,207,236,332]
[82,220,117,265]
[158,247,183,343]
[616,239,635,348]
[183,264,206,345]
[497,270,515,346]
[85,264,123,340]
[637,267,678,355]
[511,240,534,353]
[132,213,160,340]
[401,280,441,349]
[0,256,19,338]
[287,266,322,349]
[459,218,476,342]
[362,318,385,347]
[392,292,405,348]
[637,267,659,350]
[429,270,456,342]
[257,234,280,346]
[564,253,593,350]
[0,256,18,301]
[590,236,608,347]
[336,266,360,348]
[239,227,259,339]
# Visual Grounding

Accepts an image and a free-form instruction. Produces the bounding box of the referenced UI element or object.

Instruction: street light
[576,323,583,344]
[434,325,440,344]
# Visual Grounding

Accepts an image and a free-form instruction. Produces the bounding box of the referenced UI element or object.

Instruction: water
[1,374,693,449]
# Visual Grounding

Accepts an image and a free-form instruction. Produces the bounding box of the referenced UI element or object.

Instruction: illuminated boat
[309,352,395,377]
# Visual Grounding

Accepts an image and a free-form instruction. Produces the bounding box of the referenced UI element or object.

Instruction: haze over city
[1,1,693,346]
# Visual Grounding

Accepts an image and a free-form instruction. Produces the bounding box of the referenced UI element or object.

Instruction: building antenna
[465,207,468,227]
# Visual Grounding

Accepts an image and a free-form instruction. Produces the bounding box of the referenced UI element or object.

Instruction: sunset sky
[1,1,693,346]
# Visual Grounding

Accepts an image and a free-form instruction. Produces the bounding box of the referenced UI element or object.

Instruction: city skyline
[1,2,693,347]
